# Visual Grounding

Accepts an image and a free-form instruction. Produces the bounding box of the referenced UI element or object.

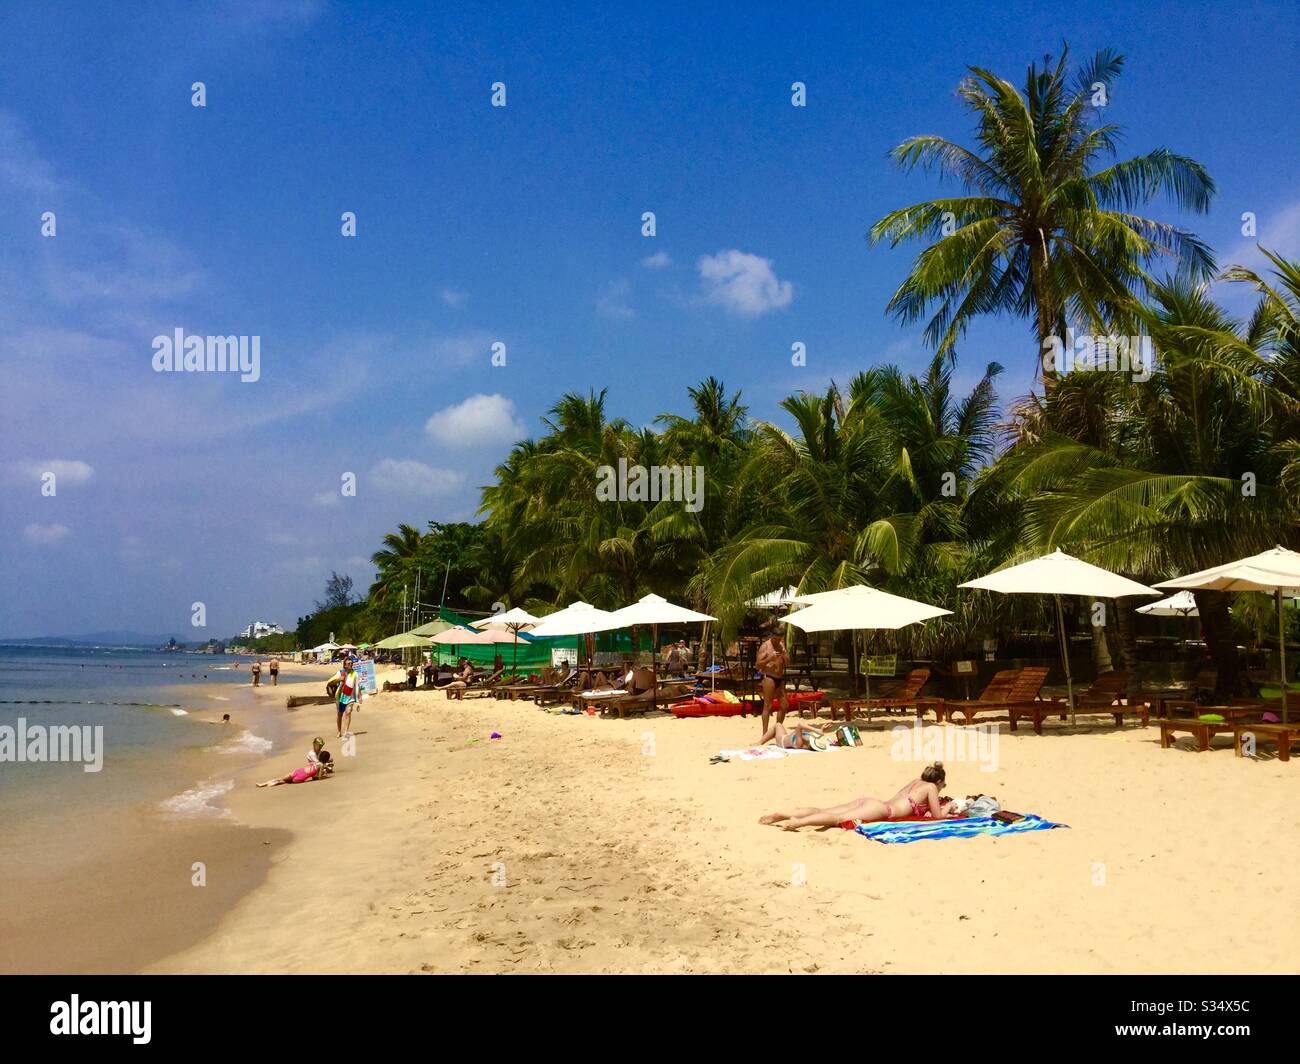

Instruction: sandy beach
[123,681,1298,975]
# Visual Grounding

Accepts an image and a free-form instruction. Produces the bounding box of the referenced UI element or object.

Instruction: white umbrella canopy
[528,602,622,638]
[469,607,541,677]
[785,585,952,701]
[783,585,952,633]
[960,549,1158,720]
[606,594,716,627]
[1137,591,1201,617]
[961,549,1159,599]
[1156,545,1300,721]
[470,607,540,630]
[747,586,802,608]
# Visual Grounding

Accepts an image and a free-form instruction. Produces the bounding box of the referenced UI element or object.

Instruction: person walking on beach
[665,640,686,678]
[759,762,959,831]
[335,658,361,738]
[422,658,434,687]
[270,659,279,686]
[251,660,262,687]
[755,631,787,732]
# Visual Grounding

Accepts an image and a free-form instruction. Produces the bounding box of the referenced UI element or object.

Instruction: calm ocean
[0,645,287,829]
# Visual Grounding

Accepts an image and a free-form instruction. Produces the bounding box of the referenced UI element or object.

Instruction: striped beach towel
[855,814,1065,844]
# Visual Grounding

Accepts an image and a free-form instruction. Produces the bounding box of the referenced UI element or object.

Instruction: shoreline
[0,664,336,974]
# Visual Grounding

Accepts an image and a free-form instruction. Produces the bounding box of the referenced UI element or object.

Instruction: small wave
[208,695,230,701]
[160,778,234,819]
[169,708,189,716]
[219,729,273,755]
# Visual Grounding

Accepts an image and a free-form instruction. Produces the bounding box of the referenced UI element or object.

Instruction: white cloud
[312,490,342,507]
[24,522,69,545]
[369,458,464,496]
[596,278,635,319]
[440,287,469,307]
[641,251,672,269]
[8,458,94,485]
[431,330,497,367]
[697,249,794,316]
[425,394,526,447]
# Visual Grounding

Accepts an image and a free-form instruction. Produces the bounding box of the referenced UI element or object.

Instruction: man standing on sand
[251,660,262,687]
[755,631,788,733]
[270,659,279,686]
[334,657,361,738]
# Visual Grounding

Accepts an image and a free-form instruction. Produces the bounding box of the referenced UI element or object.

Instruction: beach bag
[834,724,862,747]
[965,794,1001,817]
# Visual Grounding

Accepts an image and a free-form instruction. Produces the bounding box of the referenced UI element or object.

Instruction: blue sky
[2,0,1297,638]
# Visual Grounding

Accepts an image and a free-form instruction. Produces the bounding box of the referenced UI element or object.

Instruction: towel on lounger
[855,813,1065,844]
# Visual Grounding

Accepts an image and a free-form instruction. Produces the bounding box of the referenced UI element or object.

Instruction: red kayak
[670,696,746,718]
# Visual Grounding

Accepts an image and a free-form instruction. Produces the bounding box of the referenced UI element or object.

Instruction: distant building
[240,621,285,639]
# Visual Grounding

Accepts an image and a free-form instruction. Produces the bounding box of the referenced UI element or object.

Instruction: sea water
[0,645,282,835]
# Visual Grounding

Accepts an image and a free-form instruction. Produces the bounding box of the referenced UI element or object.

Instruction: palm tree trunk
[1195,590,1240,698]
[1090,622,1113,675]
[1113,599,1141,701]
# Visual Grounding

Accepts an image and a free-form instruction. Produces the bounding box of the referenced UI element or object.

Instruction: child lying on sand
[257,750,333,787]
[760,761,958,830]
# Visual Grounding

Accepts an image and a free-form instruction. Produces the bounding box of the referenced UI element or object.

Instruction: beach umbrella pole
[1056,594,1076,724]
[1277,589,1289,724]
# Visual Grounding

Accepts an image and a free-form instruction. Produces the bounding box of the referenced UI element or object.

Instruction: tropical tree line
[301,47,1300,698]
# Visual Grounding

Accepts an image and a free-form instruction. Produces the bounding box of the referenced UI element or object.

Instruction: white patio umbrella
[747,586,802,609]
[528,602,622,671]
[470,607,540,677]
[960,549,1159,722]
[1136,591,1200,617]
[605,594,718,698]
[784,585,952,702]
[1156,545,1300,722]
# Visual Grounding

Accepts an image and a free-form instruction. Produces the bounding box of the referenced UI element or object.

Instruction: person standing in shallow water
[251,660,261,687]
[269,659,279,686]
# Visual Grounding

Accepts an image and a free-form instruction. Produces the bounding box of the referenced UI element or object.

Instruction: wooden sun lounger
[496,668,570,700]
[1152,716,1295,761]
[827,669,940,723]
[937,668,1024,725]
[1008,671,1149,733]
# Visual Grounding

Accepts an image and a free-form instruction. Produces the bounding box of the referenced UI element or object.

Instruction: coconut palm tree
[988,275,1298,695]
[869,46,1216,376]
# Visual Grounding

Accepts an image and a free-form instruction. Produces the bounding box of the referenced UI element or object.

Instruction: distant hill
[0,631,190,647]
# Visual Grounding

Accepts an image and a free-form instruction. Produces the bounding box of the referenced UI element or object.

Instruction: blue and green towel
[855,814,1066,844]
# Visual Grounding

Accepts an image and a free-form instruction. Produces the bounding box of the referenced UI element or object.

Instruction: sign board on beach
[861,654,897,677]
[955,659,976,674]
[355,658,378,695]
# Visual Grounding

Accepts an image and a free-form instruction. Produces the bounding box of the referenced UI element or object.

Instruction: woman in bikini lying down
[758,719,832,750]
[759,761,957,830]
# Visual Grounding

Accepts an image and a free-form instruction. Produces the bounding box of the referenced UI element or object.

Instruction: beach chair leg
[1197,726,1209,752]
[1160,726,1172,749]
[1033,712,1044,736]
[1008,713,1019,732]
[1280,733,1291,763]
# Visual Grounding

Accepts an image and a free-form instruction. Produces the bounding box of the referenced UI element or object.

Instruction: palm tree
[869,46,1215,376]
[987,275,1298,695]
[369,523,424,609]
[703,357,1004,681]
